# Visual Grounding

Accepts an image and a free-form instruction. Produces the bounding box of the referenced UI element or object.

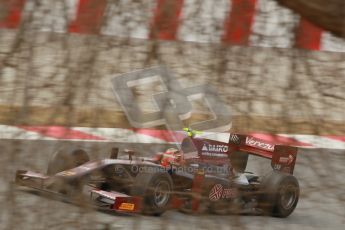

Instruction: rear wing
[181,133,298,174]
[230,134,298,174]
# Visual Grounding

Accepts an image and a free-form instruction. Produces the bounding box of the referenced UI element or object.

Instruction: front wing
[15,170,142,214]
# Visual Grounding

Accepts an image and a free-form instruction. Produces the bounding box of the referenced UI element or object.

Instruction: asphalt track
[1,139,345,230]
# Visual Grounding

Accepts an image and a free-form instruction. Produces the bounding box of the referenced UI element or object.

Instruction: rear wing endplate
[231,134,298,174]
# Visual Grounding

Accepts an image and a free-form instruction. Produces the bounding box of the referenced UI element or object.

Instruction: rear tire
[47,148,90,175]
[130,171,173,216]
[260,171,299,217]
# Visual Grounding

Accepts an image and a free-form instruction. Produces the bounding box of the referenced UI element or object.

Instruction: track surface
[1,140,345,230]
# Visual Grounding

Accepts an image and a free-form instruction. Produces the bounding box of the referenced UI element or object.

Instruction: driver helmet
[160,148,182,166]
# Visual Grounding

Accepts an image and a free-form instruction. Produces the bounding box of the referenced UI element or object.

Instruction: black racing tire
[55,177,88,198]
[260,171,299,218]
[47,148,90,175]
[130,171,173,216]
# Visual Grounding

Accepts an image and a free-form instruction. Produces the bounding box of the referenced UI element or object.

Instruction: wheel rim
[153,181,170,207]
[280,184,297,210]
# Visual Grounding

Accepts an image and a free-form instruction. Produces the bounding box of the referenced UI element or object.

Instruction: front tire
[47,148,90,175]
[131,171,173,216]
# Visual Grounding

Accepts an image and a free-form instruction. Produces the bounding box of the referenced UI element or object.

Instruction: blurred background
[0,0,344,229]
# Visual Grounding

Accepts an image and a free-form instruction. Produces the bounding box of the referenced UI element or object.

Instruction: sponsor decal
[279,154,294,165]
[201,152,228,158]
[209,184,238,201]
[222,188,237,199]
[229,134,240,144]
[273,164,281,170]
[245,137,275,152]
[118,202,135,211]
[201,144,229,158]
[202,144,228,153]
[209,184,223,201]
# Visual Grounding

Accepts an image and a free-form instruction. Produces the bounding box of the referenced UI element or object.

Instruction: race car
[15,130,299,217]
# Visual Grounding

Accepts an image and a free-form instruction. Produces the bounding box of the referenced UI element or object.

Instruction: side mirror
[124,149,135,161]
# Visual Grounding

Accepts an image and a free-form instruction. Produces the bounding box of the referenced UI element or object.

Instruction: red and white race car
[15,130,299,217]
